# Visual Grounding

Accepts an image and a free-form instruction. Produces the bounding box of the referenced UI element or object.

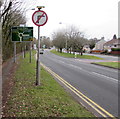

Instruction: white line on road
[75,59,118,73]
[69,64,82,70]
[42,54,118,83]
[58,60,65,64]
[92,72,118,83]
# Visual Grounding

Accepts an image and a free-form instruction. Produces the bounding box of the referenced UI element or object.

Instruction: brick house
[103,37,120,52]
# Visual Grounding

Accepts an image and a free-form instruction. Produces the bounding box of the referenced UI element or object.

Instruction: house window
[114,45,117,47]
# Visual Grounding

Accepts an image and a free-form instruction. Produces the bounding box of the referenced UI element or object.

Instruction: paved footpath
[2,55,20,109]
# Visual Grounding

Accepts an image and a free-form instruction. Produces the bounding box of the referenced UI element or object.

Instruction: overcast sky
[25,0,119,40]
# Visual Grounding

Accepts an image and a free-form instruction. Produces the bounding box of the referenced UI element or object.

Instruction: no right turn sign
[32,10,48,26]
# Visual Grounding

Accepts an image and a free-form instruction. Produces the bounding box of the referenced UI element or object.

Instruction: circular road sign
[32,10,48,26]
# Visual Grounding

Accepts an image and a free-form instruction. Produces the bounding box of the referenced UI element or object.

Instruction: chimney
[113,34,117,39]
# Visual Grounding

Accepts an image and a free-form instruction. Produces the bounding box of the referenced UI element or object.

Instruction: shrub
[111,48,120,51]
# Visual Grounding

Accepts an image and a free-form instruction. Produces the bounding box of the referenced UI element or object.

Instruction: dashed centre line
[92,72,118,83]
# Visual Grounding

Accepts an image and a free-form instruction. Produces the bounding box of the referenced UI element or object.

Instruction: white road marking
[42,54,118,83]
[69,64,82,70]
[92,72,118,83]
[75,59,118,73]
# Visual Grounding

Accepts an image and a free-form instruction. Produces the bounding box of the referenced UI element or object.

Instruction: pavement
[2,55,20,110]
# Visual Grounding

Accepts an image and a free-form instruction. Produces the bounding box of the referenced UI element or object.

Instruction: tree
[52,31,66,53]
[1,0,27,61]
[88,38,97,50]
[63,25,87,55]
[52,25,87,55]
[41,36,51,49]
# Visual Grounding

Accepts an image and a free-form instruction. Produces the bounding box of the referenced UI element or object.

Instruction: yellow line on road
[41,63,116,119]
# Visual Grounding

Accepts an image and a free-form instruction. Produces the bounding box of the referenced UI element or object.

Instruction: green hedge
[111,48,120,51]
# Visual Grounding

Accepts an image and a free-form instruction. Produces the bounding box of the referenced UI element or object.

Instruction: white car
[40,49,44,54]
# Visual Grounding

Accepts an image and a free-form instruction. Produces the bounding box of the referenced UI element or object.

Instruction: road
[40,50,119,117]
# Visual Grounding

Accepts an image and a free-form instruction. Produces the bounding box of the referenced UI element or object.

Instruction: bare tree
[52,31,66,53]
[64,25,87,55]
[41,36,51,49]
[1,0,27,61]
[52,25,88,55]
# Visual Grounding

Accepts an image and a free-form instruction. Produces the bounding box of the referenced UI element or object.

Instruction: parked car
[40,49,44,54]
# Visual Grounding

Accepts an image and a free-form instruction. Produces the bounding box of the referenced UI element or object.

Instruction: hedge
[111,48,120,51]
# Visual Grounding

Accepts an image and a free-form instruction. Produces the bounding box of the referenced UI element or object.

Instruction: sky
[25,0,119,40]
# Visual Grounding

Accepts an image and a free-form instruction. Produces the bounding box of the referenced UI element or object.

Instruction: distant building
[93,37,106,50]
[83,44,91,53]
[103,35,120,52]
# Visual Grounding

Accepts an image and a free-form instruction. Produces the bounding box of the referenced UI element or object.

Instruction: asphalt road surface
[40,50,119,117]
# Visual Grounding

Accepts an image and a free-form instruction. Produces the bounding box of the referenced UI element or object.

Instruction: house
[103,36,120,52]
[83,44,91,53]
[93,37,106,51]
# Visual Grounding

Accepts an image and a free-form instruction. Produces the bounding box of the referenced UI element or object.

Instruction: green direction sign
[12,27,33,42]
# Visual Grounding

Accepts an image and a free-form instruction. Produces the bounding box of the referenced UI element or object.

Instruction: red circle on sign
[32,10,48,26]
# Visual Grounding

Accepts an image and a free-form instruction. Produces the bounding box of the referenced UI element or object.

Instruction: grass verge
[51,49,103,60]
[3,50,94,117]
[92,62,120,69]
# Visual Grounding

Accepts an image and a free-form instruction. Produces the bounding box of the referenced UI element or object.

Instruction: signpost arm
[36,26,40,85]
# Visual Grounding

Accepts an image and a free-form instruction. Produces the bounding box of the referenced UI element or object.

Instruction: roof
[104,39,120,46]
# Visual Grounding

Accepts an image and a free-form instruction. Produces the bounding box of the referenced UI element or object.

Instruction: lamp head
[37,6,45,10]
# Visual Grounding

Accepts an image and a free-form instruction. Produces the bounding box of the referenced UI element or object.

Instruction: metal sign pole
[29,42,32,63]
[24,43,26,58]
[32,6,48,86]
[36,26,40,85]
[14,42,16,63]
[22,43,24,58]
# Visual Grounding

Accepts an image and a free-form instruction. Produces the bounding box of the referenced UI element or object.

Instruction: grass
[3,50,95,117]
[93,62,120,69]
[51,49,103,60]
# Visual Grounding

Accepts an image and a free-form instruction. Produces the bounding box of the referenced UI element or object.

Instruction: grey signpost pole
[30,42,32,63]
[22,43,24,58]
[24,43,26,58]
[36,26,40,85]
[32,6,48,86]
[14,42,16,63]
